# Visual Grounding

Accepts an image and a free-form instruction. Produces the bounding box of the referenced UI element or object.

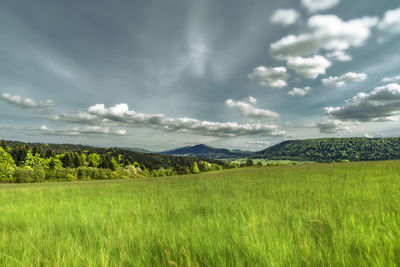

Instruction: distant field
[230,158,315,165]
[0,161,399,266]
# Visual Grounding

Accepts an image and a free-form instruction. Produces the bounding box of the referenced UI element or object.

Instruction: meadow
[230,158,315,166]
[0,161,399,266]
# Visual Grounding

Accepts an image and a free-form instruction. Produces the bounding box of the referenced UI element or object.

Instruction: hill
[119,147,152,153]
[160,144,247,158]
[256,137,400,162]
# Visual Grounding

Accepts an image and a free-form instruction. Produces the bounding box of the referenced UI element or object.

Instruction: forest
[256,137,400,162]
[0,140,233,183]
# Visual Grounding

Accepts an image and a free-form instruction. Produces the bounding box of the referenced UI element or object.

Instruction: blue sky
[1,0,400,151]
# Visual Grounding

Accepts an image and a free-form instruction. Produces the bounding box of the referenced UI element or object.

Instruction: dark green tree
[245,159,254,167]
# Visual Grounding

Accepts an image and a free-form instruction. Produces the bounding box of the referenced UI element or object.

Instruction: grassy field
[0,161,399,266]
[230,158,315,166]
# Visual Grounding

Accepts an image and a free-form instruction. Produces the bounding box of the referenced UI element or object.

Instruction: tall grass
[0,161,399,266]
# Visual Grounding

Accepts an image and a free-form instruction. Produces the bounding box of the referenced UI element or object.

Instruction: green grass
[0,161,399,266]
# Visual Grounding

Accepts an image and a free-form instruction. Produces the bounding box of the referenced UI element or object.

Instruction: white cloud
[288,87,311,96]
[270,15,378,59]
[88,103,129,119]
[55,103,285,138]
[225,97,279,119]
[315,119,351,133]
[326,50,352,62]
[40,125,127,136]
[381,75,400,83]
[270,9,300,26]
[53,112,99,124]
[378,8,400,33]
[325,83,400,122]
[287,55,331,79]
[301,0,340,13]
[246,96,257,104]
[246,140,270,149]
[248,66,289,88]
[322,72,367,87]
[115,129,127,136]
[0,93,55,110]
[247,140,270,145]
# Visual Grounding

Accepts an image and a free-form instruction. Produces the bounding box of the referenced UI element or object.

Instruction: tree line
[256,137,400,162]
[0,140,239,183]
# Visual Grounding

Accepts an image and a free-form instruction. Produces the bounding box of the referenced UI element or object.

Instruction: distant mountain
[256,137,400,162]
[120,147,152,153]
[160,144,247,159]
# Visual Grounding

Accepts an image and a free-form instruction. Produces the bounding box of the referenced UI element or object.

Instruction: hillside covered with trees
[0,140,234,183]
[256,137,400,162]
[160,144,247,158]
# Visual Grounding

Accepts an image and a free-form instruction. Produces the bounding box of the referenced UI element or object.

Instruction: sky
[1,0,400,151]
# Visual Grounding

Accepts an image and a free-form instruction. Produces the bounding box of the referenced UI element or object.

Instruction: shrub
[199,161,211,172]
[13,166,34,183]
[32,165,46,182]
[76,167,115,180]
[65,174,77,181]
[245,159,254,167]
[114,167,132,179]
[51,168,77,181]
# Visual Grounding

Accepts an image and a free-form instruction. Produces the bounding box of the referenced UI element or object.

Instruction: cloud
[55,103,285,138]
[248,66,289,88]
[0,93,55,110]
[270,15,378,59]
[315,119,351,133]
[288,87,311,96]
[326,50,352,62]
[40,125,127,136]
[115,129,127,135]
[378,8,400,33]
[324,83,400,122]
[225,97,279,119]
[322,72,367,87]
[247,140,270,145]
[52,112,100,125]
[287,55,331,79]
[246,140,270,149]
[270,9,300,26]
[246,96,257,104]
[301,0,340,13]
[381,75,400,83]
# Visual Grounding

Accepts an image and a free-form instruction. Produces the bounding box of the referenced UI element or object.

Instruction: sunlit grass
[0,161,399,266]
